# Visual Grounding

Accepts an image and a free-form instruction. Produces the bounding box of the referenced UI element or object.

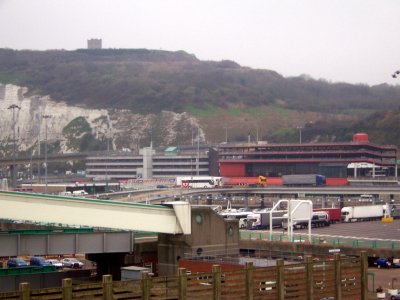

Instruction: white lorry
[341,205,384,222]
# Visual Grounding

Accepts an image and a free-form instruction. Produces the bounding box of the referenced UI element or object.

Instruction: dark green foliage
[79,133,107,151]
[269,111,400,146]
[1,48,400,114]
[60,116,107,151]
[62,117,91,136]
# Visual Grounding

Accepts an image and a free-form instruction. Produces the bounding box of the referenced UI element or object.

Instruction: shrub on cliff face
[61,117,108,151]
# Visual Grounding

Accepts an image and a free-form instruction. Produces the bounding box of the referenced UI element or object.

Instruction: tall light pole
[256,127,259,143]
[8,104,21,189]
[297,126,303,144]
[196,126,200,176]
[42,114,51,194]
[392,70,399,179]
[224,127,228,143]
[105,130,110,192]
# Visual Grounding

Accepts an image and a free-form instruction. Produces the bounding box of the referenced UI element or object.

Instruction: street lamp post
[196,126,200,176]
[297,126,303,144]
[105,131,110,192]
[8,104,21,189]
[42,114,51,194]
[392,70,399,179]
[256,127,259,143]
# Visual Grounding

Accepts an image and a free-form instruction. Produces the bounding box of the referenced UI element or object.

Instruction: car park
[61,257,84,268]
[30,256,52,267]
[45,259,63,269]
[7,258,28,268]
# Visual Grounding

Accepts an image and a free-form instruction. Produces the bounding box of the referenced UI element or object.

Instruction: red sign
[182,181,189,188]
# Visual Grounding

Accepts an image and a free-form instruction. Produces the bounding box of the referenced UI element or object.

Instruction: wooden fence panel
[149,276,179,299]
[26,286,62,300]
[0,292,19,300]
[283,263,307,299]
[220,268,246,299]
[70,282,103,299]
[252,267,277,300]
[312,261,335,300]
[341,259,362,300]
[186,272,213,300]
[0,257,364,300]
[113,280,142,299]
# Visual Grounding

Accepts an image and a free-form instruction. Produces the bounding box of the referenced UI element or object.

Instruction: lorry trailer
[341,205,384,222]
[282,174,326,186]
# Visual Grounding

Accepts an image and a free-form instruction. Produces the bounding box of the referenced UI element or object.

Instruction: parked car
[45,259,63,269]
[7,258,28,268]
[375,257,391,268]
[30,256,52,267]
[61,258,84,268]
[391,293,400,300]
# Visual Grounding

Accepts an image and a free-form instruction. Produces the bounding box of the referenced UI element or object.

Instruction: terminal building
[85,133,397,182]
[85,146,219,181]
[218,133,398,178]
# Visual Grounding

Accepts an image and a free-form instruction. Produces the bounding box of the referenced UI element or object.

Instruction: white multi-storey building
[85,146,218,181]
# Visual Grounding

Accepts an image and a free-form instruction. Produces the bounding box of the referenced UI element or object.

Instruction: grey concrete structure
[0,231,135,256]
[157,206,240,276]
[87,38,102,49]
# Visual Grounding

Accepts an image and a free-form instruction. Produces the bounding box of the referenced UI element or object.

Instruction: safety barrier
[240,231,400,250]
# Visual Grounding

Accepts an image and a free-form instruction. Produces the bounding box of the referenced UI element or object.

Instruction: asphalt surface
[276,219,400,241]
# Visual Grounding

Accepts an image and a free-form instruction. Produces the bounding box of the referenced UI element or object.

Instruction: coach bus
[176,176,223,188]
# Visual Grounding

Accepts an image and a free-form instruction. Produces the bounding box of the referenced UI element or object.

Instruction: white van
[72,190,88,196]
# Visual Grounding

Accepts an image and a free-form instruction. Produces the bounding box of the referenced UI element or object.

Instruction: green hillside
[1,48,400,147]
[1,48,400,114]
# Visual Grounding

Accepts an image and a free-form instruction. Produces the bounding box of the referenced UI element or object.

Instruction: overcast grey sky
[0,0,399,86]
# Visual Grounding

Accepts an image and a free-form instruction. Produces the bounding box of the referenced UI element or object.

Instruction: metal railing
[240,231,400,250]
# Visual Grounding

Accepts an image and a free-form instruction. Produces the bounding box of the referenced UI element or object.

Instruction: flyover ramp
[0,191,191,235]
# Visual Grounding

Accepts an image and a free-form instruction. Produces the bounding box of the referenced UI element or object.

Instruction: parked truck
[282,174,326,186]
[313,208,341,223]
[341,205,384,222]
[250,210,286,230]
[282,211,330,229]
